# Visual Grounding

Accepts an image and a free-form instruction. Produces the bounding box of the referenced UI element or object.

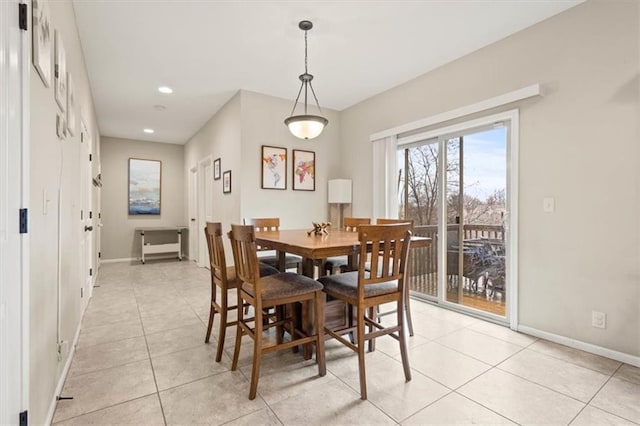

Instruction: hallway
[52,261,640,425]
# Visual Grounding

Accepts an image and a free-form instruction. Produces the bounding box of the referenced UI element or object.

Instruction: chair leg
[215,292,228,362]
[205,302,215,343]
[357,307,367,400]
[205,286,217,343]
[405,286,414,337]
[367,306,376,353]
[397,298,412,382]
[231,291,243,371]
[249,306,263,400]
[314,292,326,377]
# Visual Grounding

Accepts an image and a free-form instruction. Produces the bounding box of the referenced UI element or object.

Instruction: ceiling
[73,0,582,145]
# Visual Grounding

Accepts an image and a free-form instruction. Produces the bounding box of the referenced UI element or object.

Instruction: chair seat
[242,272,323,301]
[225,262,279,286]
[319,271,398,299]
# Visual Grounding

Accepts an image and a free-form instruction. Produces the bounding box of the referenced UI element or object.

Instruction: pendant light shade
[285,20,328,140]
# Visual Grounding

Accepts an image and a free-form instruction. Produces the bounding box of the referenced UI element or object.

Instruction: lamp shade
[328,179,352,204]
[285,115,328,140]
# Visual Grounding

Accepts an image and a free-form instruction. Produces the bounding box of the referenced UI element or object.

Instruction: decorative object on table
[307,222,331,236]
[284,20,328,140]
[56,113,67,140]
[66,72,76,136]
[32,0,52,87]
[128,158,161,215]
[54,30,67,112]
[213,157,221,180]
[223,170,231,193]
[261,145,286,190]
[292,149,315,191]
[328,179,352,228]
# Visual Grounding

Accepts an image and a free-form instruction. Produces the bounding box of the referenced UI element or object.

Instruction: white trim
[100,257,136,264]
[507,113,519,330]
[44,312,84,426]
[518,325,640,368]
[371,84,541,141]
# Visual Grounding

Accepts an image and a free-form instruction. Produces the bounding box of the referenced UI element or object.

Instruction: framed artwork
[32,0,52,87]
[214,158,221,180]
[67,73,76,136]
[261,145,287,190]
[128,158,161,215]
[292,149,316,191]
[54,30,67,112]
[223,170,232,193]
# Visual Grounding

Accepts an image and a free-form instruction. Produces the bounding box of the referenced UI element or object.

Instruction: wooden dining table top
[255,228,431,260]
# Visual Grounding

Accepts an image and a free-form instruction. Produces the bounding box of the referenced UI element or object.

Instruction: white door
[79,121,93,309]
[188,167,198,262]
[197,158,213,268]
[0,0,28,422]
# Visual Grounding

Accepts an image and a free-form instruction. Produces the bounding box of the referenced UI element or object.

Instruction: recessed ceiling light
[158,86,173,94]
[143,128,154,134]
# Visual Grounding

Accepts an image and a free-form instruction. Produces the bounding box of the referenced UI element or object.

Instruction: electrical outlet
[543,197,555,213]
[592,311,606,329]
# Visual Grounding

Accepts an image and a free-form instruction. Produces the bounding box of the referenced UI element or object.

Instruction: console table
[135,226,187,264]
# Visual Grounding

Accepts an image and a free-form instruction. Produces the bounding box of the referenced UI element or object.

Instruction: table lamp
[328,179,352,228]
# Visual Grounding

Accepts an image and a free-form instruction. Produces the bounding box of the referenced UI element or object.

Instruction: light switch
[543,197,555,213]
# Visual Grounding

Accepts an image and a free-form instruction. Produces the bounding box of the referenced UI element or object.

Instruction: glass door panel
[444,128,507,317]
[398,140,439,300]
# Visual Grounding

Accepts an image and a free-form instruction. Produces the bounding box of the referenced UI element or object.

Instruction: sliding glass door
[398,118,512,322]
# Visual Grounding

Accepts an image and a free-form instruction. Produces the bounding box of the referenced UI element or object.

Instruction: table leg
[141,231,145,264]
[178,230,182,260]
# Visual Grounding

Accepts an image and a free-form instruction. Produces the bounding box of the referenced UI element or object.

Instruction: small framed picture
[223,170,231,194]
[54,30,67,112]
[293,149,315,191]
[32,0,52,87]
[214,158,221,180]
[261,145,287,190]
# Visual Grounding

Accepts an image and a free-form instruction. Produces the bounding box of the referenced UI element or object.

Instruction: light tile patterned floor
[53,261,640,425]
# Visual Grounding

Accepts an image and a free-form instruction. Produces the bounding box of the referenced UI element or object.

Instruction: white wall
[340,0,639,357]
[239,90,342,229]
[29,1,101,424]
[100,137,185,260]
[184,90,342,264]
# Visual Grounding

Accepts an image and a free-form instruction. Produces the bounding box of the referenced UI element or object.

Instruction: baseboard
[518,325,640,367]
[100,257,135,264]
[44,307,86,425]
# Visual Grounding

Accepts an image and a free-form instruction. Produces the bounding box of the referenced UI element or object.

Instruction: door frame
[0,0,30,422]
[197,156,213,268]
[398,109,519,329]
[188,166,198,263]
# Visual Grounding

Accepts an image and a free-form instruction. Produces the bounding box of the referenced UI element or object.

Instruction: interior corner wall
[29,1,101,424]
[239,90,342,229]
[100,137,185,260]
[339,0,639,357]
[184,92,242,264]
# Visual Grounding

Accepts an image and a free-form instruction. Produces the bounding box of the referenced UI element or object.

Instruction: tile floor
[52,261,640,425]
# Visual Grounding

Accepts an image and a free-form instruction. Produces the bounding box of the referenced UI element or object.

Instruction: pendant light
[284,20,328,140]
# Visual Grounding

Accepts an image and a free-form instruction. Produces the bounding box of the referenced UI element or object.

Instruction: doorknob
[84,225,93,232]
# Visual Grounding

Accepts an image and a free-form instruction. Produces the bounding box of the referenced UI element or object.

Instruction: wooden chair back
[376,218,414,229]
[343,217,371,232]
[246,217,280,251]
[358,223,412,291]
[205,222,229,286]
[228,224,262,300]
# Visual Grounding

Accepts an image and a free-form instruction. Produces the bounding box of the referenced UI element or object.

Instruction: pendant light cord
[288,25,324,117]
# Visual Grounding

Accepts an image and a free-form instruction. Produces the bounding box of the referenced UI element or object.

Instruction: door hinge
[98,252,101,258]
[89,154,92,161]
[98,212,101,219]
[89,268,93,277]
[80,287,84,298]
[19,4,27,31]
[19,410,27,426]
[89,211,92,219]
[80,210,83,220]
[19,208,28,234]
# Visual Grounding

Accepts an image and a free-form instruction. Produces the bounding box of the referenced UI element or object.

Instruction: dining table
[255,228,432,332]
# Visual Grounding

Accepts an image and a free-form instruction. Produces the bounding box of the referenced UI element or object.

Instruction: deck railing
[408,224,504,296]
